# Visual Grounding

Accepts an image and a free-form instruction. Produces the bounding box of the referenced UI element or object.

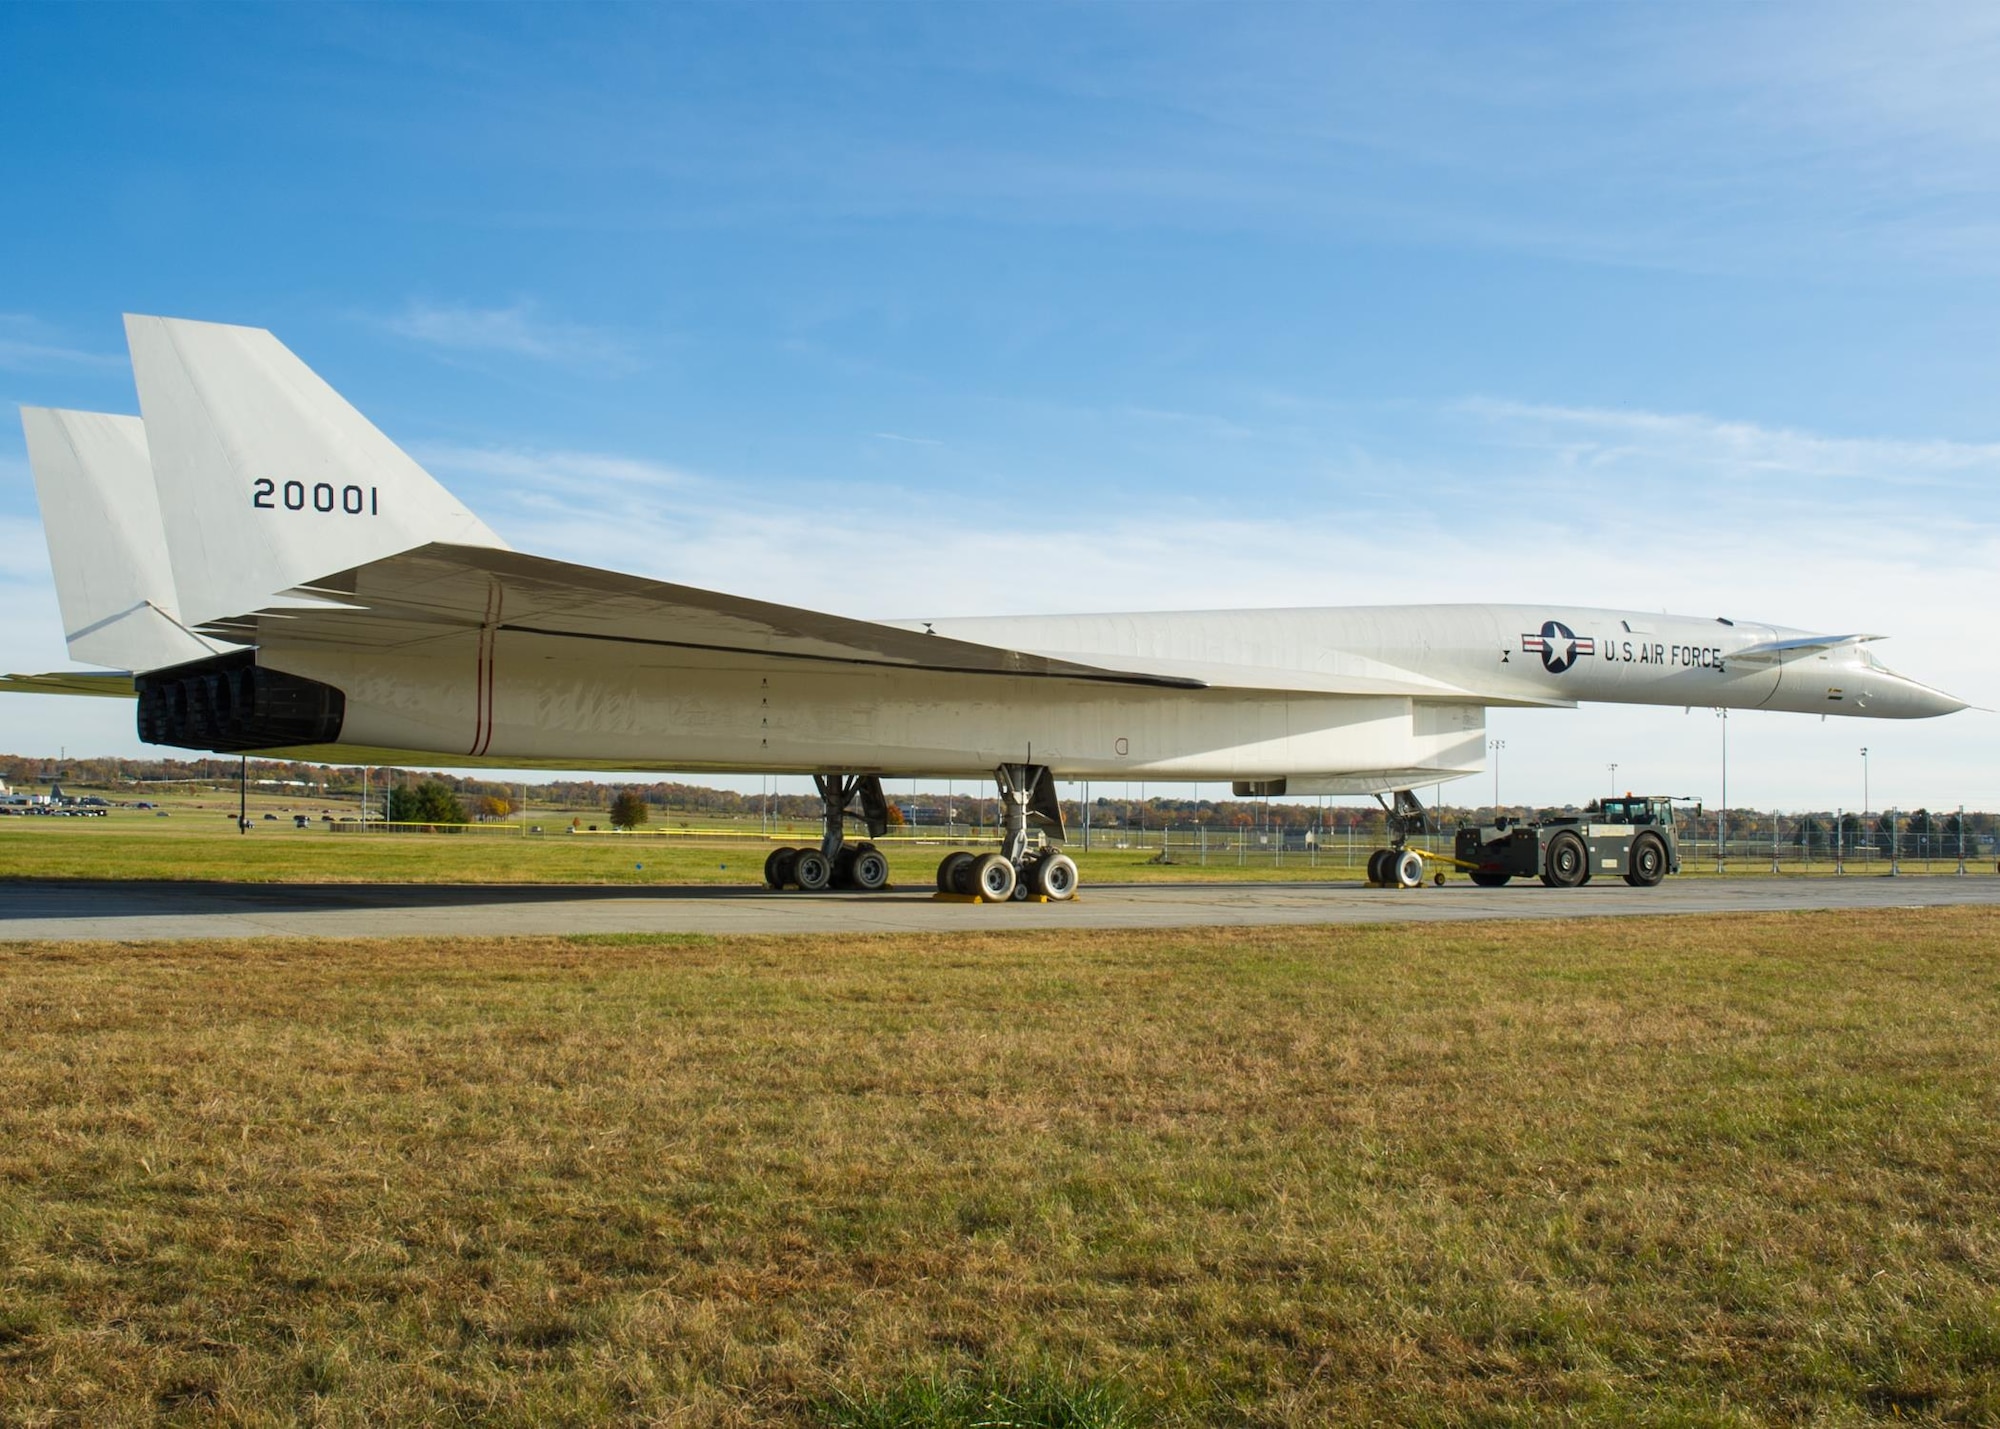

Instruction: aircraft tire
[1032,852,1078,900]
[1390,849,1425,888]
[1624,833,1668,887]
[793,849,833,892]
[1545,831,1588,888]
[1365,849,1385,885]
[851,845,890,892]
[832,846,858,889]
[763,847,793,889]
[970,853,1017,901]
[938,850,975,893]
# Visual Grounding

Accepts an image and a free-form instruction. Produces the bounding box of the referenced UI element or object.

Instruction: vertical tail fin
[19,406,224,672]
[125,314,506,630]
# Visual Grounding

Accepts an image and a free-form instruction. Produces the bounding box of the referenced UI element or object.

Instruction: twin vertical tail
[20,315,507,673]
[123,315,506,631]
[20,406,221,672]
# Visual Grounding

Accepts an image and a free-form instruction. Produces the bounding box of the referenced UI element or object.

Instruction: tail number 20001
[252,479,378,515]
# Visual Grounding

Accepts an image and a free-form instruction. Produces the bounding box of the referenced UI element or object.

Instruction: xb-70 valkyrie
[7,318,1965,901]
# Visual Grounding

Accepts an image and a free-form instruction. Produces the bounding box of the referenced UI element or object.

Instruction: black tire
[793,848,832,892]
[763,846,792,889]
[851,845,890,892]
[1545,831,1587,888]
[971,853,1017,901]
[1389,849,1424,888]
[1366,849,1389,885]
[1031,852,1079,901]
[832,846,858,889]
[1469,870,1511,887]
[1624,832,1668,887]
[939,850,975,894]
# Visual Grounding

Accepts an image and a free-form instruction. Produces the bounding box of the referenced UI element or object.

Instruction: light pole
[1715,708,1728,872]
[1489,739,1505,809]
[1607,762,1619,791]
[1860,747,1870,870]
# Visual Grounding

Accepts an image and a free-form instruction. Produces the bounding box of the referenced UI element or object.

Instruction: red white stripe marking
[470,583,502,756]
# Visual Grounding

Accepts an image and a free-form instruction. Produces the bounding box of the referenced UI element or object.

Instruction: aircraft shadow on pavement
[0,879,833,920]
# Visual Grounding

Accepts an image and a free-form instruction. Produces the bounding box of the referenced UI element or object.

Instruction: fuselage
[257,603,1961,789]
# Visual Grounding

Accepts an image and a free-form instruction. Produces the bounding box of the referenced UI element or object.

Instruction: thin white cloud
[1459,398,2000,486]
[379,300,632,368]
[413,442,690,490]
[870,432,944,447]
[0,315,124,375]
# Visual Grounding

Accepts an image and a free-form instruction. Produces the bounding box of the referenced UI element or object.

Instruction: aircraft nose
[1891,678,1967,718]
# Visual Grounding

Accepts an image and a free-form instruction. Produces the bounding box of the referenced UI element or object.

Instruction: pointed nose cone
[1889,678,1967,718]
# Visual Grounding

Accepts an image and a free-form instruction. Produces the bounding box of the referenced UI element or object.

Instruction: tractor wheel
[1545,832,1588,888]
[1624,832,1668,887]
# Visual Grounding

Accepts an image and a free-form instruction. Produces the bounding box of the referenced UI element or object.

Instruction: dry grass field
[3,909,1998,1425]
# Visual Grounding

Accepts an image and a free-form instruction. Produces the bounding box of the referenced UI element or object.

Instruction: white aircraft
[8,316,1966,898]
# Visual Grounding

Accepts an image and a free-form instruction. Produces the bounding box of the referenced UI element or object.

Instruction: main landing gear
[764,774,893,892]
[934,763,1079,902]
[761,766,1081,902]
[1364,788,1448,889]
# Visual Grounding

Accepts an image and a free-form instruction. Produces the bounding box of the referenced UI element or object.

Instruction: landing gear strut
[1366,788,1441,889]
[764,773,891,892]
[933,762,1079,902]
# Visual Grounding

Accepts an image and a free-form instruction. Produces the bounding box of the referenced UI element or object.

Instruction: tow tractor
[1364,792,1692,889]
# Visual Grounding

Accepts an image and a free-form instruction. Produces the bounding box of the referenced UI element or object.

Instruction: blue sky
[2,2,1996,811]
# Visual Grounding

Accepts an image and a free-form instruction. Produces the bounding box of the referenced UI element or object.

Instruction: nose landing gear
[1363,789,1451,888]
